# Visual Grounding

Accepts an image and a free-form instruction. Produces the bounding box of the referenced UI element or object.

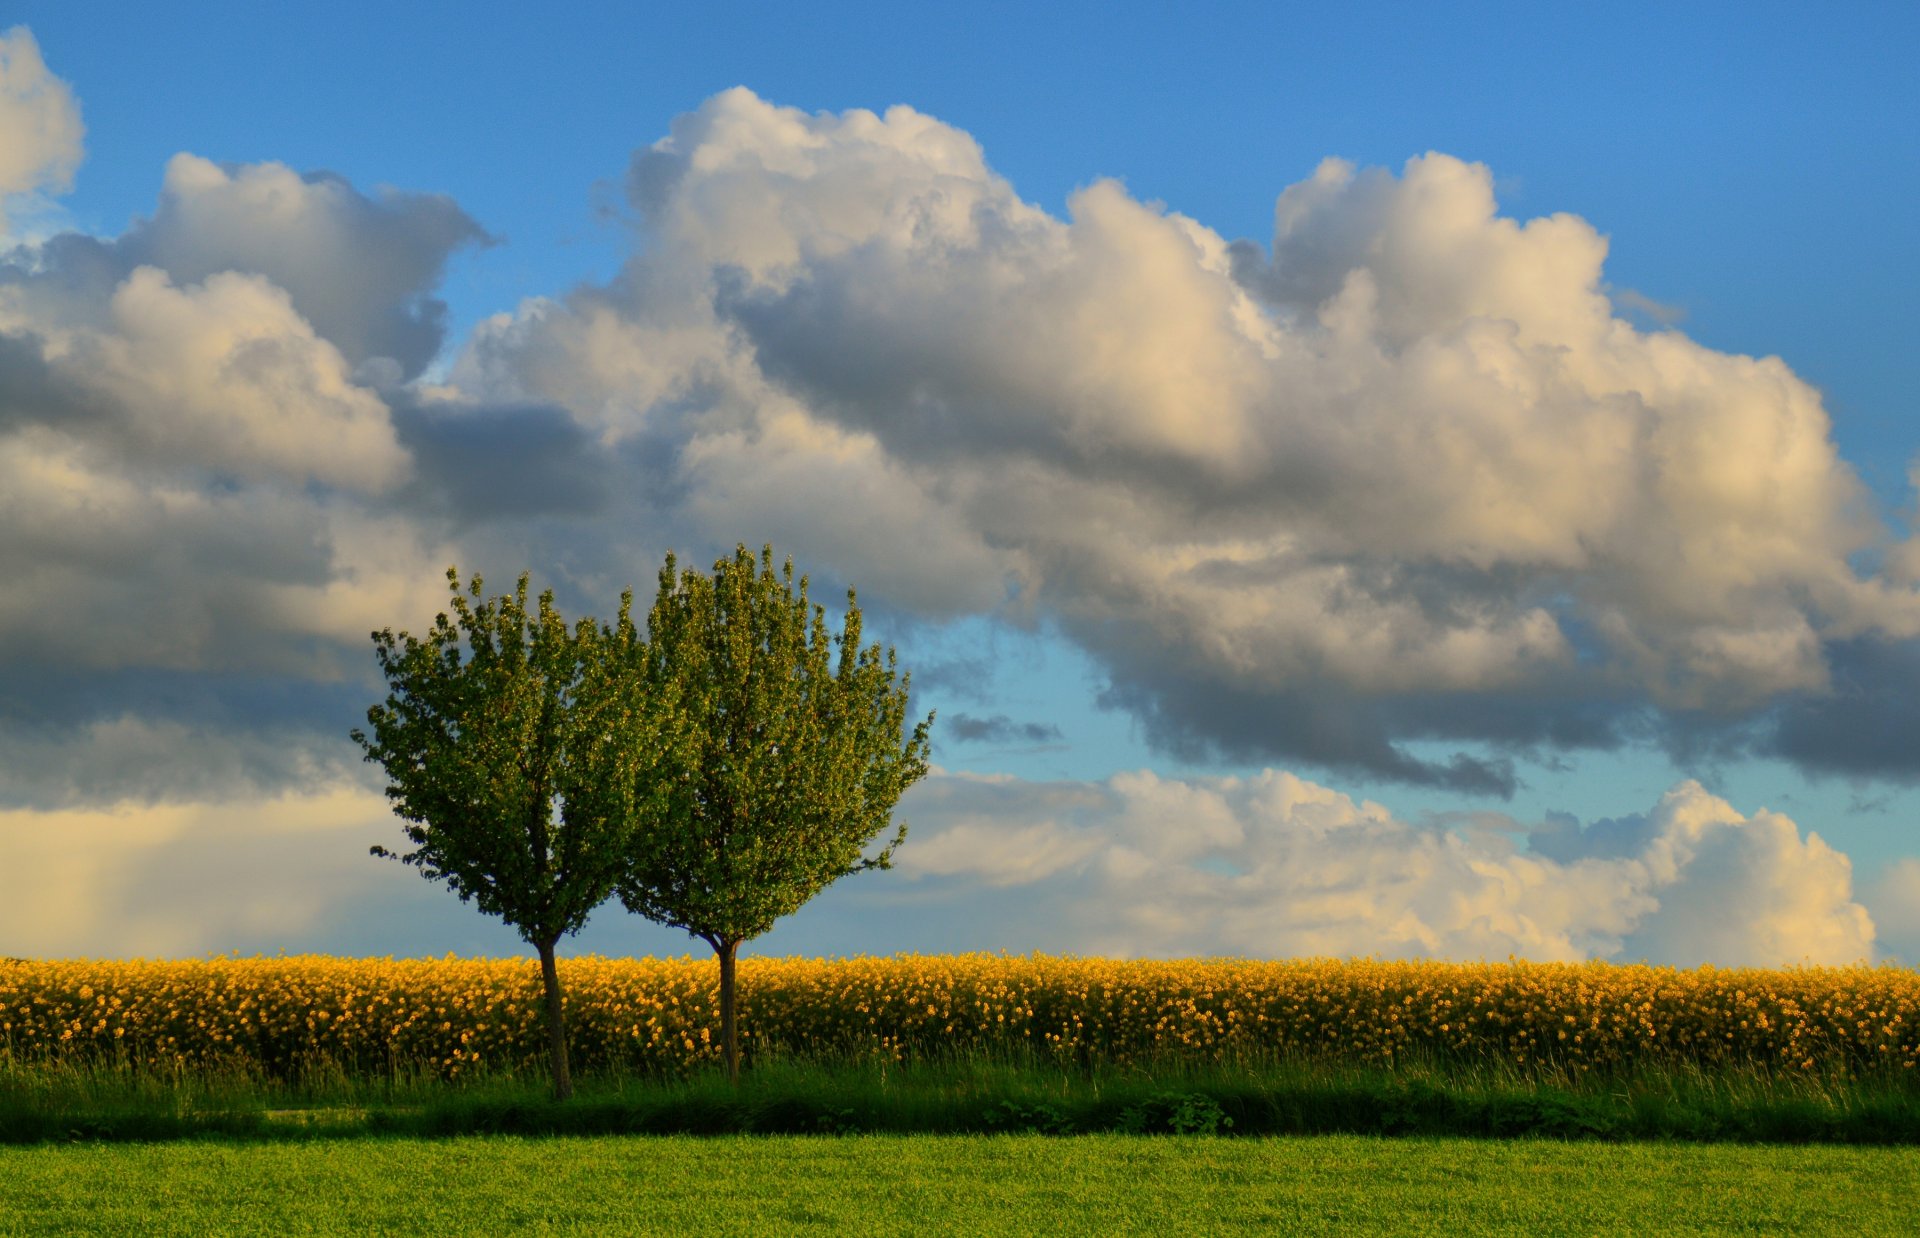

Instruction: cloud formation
[1861,858,1920,966]
[0,39,505,809]
[8,70,1920,797]
[944,713,1064,746]
[0,764,1876,967]
[895,769,1876,966]
[115,154,489,379]
[0,46,1917,967]
[0,27,82,233]
[454,88,1920,789]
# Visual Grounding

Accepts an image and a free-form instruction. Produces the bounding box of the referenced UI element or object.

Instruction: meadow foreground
[3,1133,1918,1237]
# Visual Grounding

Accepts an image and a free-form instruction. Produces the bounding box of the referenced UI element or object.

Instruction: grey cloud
[944,713,1064,746]
[899,651,998,704]
[1527,809,1660,864]
[0,665,375,810]
[1096,671,1523,796]
[0,327,69,428]
[1225,160,1401,316]
[1760,637,1920,780]
[387,396,615,526]
[1,155,487,380]
[0,150,492,816]
[1610,287,1687,327]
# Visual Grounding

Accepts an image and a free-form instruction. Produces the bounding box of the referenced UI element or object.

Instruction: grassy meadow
[4,1134,1917,1236]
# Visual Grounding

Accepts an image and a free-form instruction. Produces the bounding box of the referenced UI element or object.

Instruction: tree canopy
[616,544,933,1080]
[351,567,667,1099]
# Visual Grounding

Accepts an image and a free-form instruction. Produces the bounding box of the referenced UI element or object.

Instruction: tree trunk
[717,937,741,1085]
[536,938,574,1101]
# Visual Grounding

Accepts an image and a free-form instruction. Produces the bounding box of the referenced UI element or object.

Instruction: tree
[351,568,666,1100]
[616,545,933,1082]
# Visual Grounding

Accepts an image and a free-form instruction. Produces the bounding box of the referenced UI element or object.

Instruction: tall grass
[5,1044,1916,1145]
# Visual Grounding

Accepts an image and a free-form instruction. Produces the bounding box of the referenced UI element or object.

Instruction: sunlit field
[6,954,1915,1079]
[3,1134,1917,1237]
[3,954,1916,1145]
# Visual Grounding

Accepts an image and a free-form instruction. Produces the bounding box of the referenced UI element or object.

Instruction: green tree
[617,545,932,1082]
[351,568,665,1100]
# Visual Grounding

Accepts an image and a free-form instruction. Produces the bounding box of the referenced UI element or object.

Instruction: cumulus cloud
[0,27,82,234]
[0,37,534,816]
[451,88,1920,788]
[2,37,1920,978]
[113,154,489,378]
[892,768,1875,966]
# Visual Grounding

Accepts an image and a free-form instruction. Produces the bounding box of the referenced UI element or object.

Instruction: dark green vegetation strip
[2,1134,1916,1237]
[5,1056,1918,1145]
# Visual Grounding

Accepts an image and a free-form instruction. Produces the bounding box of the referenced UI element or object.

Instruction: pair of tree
[351,546,932,1098]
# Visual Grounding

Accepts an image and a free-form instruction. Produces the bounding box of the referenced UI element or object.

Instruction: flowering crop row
[2,955,1914,1080]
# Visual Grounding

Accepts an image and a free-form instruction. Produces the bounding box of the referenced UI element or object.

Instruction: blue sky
[3,3,1918,965]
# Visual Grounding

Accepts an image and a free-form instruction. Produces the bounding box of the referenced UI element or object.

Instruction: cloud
[0,785,402,958]
[0,761,1881,965]
[6,43,1920,836]
[943,712,1064,746]
[0,693,372,811]
[113,154,489,378]
[0,39,533,815]
[0,27,82,234]
[1609,286,1685,327]
[0,776,731,959]
[891,769,1875,966]
[453,88,1920,787]
[1861,858,1920,966]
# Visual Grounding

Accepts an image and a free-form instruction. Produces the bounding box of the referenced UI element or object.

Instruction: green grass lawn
[2,1134,1915,1236]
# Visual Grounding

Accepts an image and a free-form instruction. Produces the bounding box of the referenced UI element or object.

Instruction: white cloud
[0,36,485,789]
[2,762,1879,968]
[892,769,1876,967]
[0,27,82,235]
[0,37,1916,991]
[69,266,413,492]
[1861,857,1920,966]
[116,153,487,377]
[17,69,1889,802]
[452,88,1920,786]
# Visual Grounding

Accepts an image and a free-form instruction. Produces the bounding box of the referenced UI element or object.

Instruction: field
[6,953,1917,1079]
[4,954,1918,1232]
[3,953,1918,1144]
[3,1134,1918,1237]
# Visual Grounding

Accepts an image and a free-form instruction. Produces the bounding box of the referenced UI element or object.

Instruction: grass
[4,1050,1918,1144]
[2,1133,1916,1236]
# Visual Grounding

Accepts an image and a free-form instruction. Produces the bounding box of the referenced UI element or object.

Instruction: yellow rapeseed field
[1,955,1914,1080]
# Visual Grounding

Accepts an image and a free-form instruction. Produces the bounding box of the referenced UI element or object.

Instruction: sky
[3,2,1918,967]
